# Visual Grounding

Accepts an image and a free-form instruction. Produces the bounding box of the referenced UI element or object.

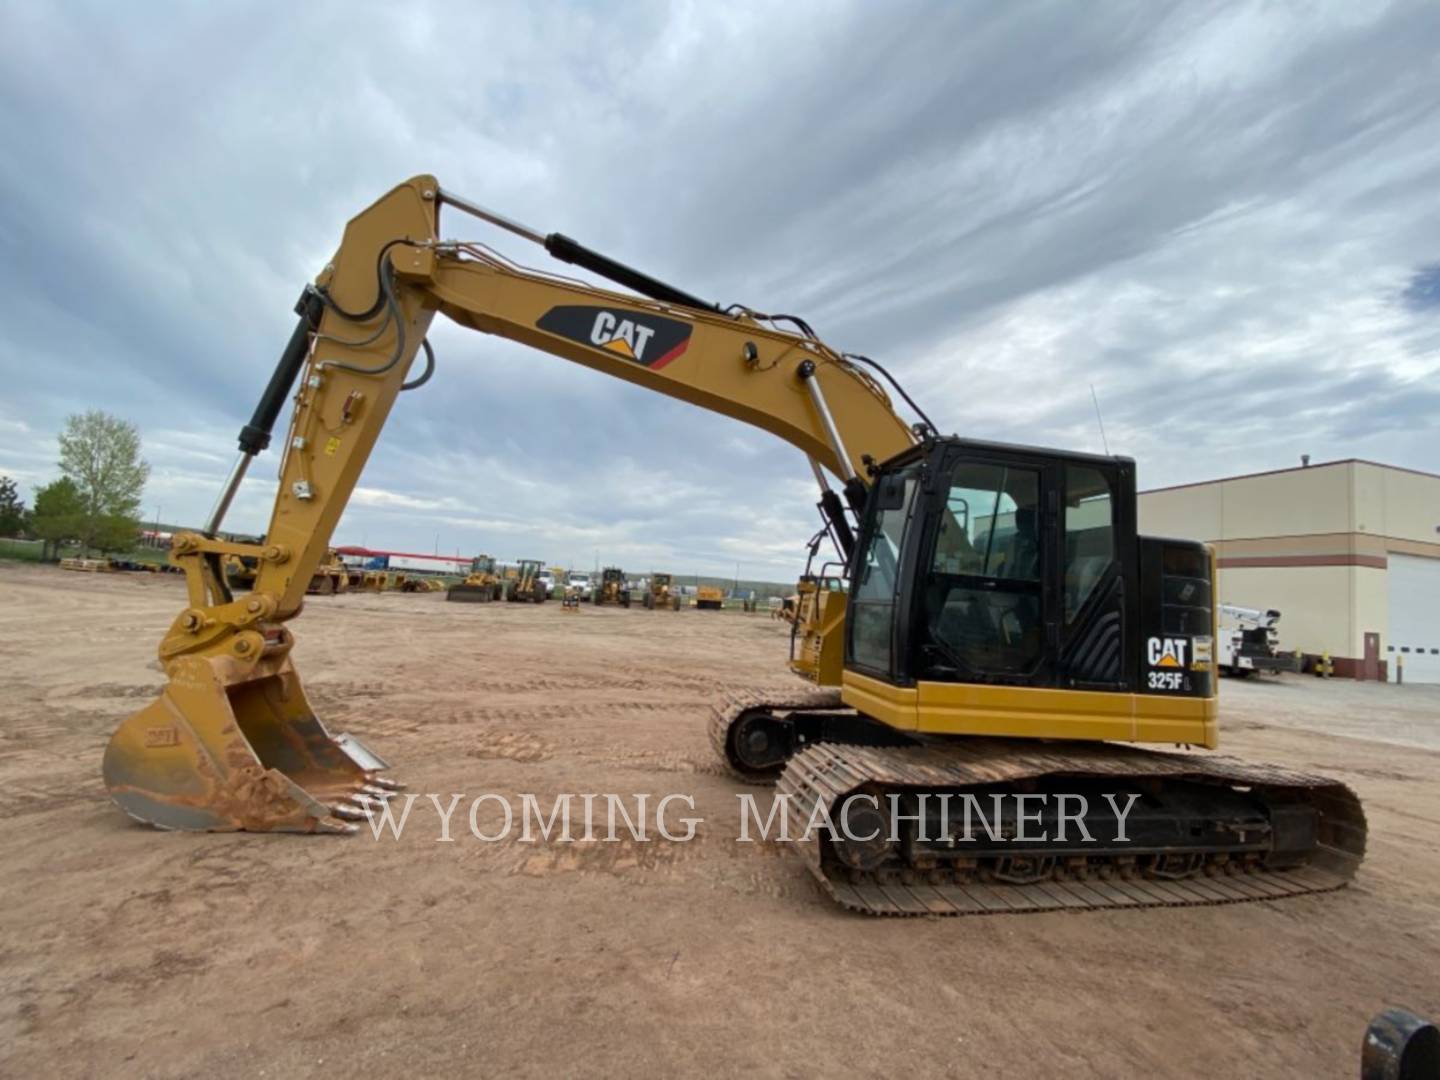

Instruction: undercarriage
[710,690,1367,917]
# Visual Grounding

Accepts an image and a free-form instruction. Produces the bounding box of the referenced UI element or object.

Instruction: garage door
[1388,553,1440,684]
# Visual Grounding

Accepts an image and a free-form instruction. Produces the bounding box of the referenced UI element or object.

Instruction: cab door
[912,452,1058,687]
[847,465,922,681]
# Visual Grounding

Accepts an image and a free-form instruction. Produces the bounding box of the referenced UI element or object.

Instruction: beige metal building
[1139,459,1440,682]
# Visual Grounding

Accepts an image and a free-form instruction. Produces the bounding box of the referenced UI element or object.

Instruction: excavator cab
[843,436,1215,738]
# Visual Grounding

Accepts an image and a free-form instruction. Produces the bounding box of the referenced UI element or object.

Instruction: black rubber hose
[843,352,937,435]
[315,239,410,322]
[401,338,436,391]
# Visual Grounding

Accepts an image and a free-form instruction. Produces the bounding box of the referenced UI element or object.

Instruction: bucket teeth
[369,776,404,791]
[318,818,360,835]
[360,783,395,800]
[331,802,370,821]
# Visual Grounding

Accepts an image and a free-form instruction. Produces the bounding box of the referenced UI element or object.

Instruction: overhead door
[1387,553,1440,684]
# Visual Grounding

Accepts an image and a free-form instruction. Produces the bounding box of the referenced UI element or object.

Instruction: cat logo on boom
[1147,637,1189,668]
[589,311,655,360]
[536,305,694,370]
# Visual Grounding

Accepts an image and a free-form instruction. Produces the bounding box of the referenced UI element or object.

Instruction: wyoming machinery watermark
[360,790,1143,845]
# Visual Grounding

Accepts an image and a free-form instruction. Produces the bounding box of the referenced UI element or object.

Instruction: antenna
[1089,383,1111,456]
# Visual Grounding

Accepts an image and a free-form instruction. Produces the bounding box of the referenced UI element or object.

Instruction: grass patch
[0,538,172,565]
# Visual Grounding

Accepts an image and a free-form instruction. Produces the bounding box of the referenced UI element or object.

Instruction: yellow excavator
[102,176,1364,915]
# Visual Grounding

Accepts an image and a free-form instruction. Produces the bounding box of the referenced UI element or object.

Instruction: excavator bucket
[103,651,398,833]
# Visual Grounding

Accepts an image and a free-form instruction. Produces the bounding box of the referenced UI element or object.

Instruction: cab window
[922,463,1043,675]
[851,471,917,674]
[1063,465,1115,623]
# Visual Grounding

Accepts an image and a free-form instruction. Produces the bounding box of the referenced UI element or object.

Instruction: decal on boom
[537,305,693,370]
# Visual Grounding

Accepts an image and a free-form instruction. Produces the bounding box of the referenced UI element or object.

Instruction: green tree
[0,476,23,536]
[57,410,150,555]
[30,477,85,560]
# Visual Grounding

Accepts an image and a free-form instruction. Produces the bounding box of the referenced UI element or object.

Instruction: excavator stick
[103,650,397,833]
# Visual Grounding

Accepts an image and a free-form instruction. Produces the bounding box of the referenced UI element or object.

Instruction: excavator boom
[103,175,914,832]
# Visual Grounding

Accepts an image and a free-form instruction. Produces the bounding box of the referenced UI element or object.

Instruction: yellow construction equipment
[695,584,724,610]
[506,558,548,603]
[59,557,116,573]
[359,570,391,592]
[446,554,503,602]
[642,572,682,611]
[592,566,630,607]
[306,548,350,595]
[224,552,258,589]
[103,177,1363,919]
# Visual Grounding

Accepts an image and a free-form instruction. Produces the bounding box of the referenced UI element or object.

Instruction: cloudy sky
[1,1,1437,579]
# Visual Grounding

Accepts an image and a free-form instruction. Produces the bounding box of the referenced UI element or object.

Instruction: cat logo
[535,305,693,370]
[589,311,656,360]
[1147,636,1189,668]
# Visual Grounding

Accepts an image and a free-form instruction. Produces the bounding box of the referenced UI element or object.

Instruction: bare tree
[57,411,150,555]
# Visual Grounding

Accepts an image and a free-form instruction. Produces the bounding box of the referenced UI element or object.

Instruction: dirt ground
[1,562,1437,1079]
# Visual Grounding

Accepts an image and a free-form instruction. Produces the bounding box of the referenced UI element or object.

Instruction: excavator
[102,176,1364,915]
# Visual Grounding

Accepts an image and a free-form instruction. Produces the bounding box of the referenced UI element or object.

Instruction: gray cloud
[1,0,1437,577]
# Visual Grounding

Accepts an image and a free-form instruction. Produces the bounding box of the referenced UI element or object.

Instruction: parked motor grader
[506,558,548,603]
[103,175,1364,921]
[643,572,683,610]
[592,566,630,607]
[446,554,503,602]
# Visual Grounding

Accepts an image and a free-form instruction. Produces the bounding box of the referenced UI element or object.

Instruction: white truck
[1218,603,1302,677]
